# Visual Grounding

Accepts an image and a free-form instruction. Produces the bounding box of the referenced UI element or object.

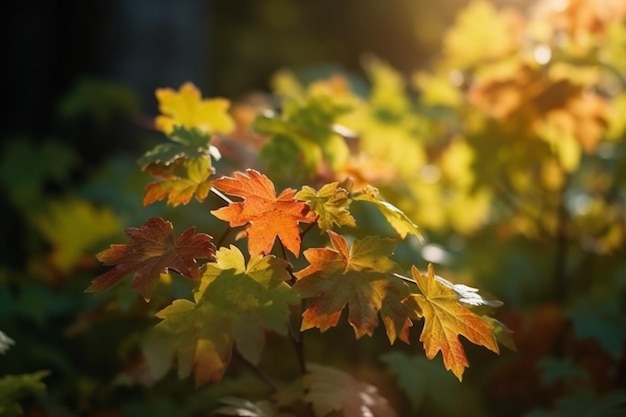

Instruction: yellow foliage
[155,82,234,135]
[442,0,522,70]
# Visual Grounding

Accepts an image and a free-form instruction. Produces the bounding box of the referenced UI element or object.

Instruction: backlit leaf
[140,127,221,206]
[0,371,49,417]
[294,182,356,232]
[294,231,411,341]
[88,217,216,301]
[142,156,213,207]
[155,82,234,135]
[32,197,122,274]
[407,264,499,381]
[144,246,298,386]
[211,170,316,256]
[352,186,422,239]
[301,364,397,417]
[214,397,295,417]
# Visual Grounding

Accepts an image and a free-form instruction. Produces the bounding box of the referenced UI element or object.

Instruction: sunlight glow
[534,44,552,64]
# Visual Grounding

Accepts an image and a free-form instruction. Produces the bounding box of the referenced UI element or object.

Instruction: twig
[300,221,317,238]
[214,226,232,249]
[234,350,277,393]
[288,317,307,376]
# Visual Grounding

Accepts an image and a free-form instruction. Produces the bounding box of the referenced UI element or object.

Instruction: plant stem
[300,221,317,238]
[288,317,307,376]
[391,272,416,286]
[553,178,571,303]
[214,226,232,248]
[234,350,277,393]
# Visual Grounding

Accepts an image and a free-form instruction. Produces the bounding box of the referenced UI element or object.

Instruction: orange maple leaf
[293,231,411,341]
[87,217,216,301]
[211,170,316,257]
[408,264,499,381]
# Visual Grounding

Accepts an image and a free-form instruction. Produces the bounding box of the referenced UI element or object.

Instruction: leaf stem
[390,272,416,286]
[234,350,277,393]
[210,186,234,205]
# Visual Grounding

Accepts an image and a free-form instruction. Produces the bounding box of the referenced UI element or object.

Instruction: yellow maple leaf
[408,264,499,381]
[155,82,235,135]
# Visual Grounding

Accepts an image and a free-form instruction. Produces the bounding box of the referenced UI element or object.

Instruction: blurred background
[1,0,625,416]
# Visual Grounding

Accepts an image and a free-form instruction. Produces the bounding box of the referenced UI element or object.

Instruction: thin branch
[234,350,277,393]
[214,226,232,249]
[288,315,308,376]
[210,186,234,205]
[300,221,317,238]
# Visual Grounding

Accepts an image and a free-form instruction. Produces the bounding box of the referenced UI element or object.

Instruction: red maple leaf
[211,169,316,256]
[87,217,216,300]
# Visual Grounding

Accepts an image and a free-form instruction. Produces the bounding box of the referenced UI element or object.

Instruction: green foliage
[0,371,49,417]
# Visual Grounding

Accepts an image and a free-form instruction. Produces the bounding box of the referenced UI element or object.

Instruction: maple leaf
[211,170,316,257]
[407,264,499,381]
[294,182,356,232]
[140,127,222,206]
[253,93,351,181]
[87,217,216,301]
[144,246,298,386]
[293,231,411,341]
[155,82,234,135]
[142,156,213,207]
[352,185,422,240]
[298,364,397,417]
[140,126,222,168]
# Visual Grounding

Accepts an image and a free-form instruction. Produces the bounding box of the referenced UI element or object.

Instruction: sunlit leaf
[352,186,422,239]
[294,231,412,342]
[155,82,234,135]
[144,246,298,386]
[294,182,356,232]
[407,264,499,381]
[211,170,316,256]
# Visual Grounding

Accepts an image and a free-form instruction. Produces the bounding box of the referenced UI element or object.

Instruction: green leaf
[0,139,77,209]
[140,126,220,167]
[352,186,422,239]
[58,77,138,123]
[0,371,49,417]
[144,246,299,386]
[536,357,589,388]
[254,93,352,181]
[566,298,626,360]
[523,390,626,417]
[381,352,477,414]
[295,182,356,232]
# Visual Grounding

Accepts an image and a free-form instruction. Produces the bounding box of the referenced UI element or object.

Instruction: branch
[234,350,277,393]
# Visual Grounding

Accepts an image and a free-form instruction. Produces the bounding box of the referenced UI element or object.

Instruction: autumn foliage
[3,0,626,416]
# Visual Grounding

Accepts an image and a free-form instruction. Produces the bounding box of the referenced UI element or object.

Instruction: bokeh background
[2,0,626,416]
